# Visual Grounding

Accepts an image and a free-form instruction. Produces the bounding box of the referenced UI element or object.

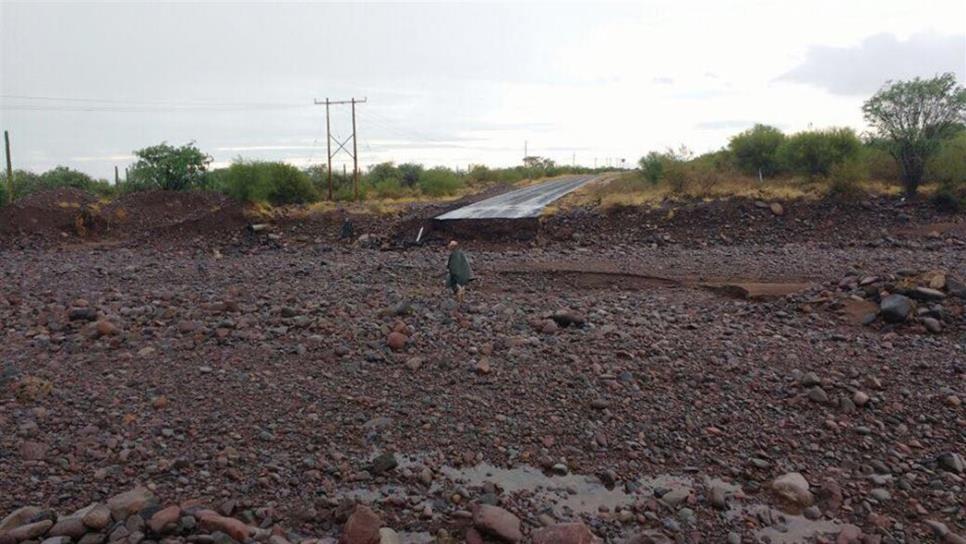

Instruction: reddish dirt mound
[100,191,245,236]
[0,187,99,238]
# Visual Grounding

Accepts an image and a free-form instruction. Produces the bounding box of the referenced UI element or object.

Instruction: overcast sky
[1,1,964,179]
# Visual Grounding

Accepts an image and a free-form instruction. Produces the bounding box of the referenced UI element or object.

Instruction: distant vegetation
[630,73,965,209]
[2,74,962,211]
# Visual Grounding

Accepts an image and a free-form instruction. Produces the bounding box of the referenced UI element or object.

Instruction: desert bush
[778,128,862,178]
[827,158,868,199]
[39,166,115,197]
[216,160,318,205]
[419,167,463,196]
[729,124,785,177]
[927,131,966,187]
[398,163,424,188]
[638,152,664,184]
[370,177,407,199]
[467,164,497,184]
[0,169,44,202]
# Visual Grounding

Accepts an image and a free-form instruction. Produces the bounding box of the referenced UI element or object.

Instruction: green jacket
[447,249,473,288]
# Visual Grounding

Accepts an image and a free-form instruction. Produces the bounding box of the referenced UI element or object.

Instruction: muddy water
[347,455,850,541]
[440,463,692,516]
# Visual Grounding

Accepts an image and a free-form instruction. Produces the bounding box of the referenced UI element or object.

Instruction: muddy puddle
[344,454,849,542]
[439,463,691,517]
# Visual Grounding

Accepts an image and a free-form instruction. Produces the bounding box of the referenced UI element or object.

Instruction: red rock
[472,504,522,543]
[386,332,407,351]
[339,505,381,544]
[95,320,119,337]
[532,522,601,544]
[196,510,254,542]
[148,505,181,534]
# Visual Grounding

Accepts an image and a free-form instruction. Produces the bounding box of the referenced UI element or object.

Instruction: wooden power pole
[313,97,366,201]
[4,131,12,204]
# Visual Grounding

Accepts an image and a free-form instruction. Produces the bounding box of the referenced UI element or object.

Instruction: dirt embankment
[543,196,965,247]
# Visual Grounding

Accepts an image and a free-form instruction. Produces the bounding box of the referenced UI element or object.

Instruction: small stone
[808,386,829,404]
[880,294,913,323]
[472,505,522,543]
[937,452,964,474]
[82,505,112,530]
[803,506,821,520]
[196,511,253,543]
[853,391,870,407]
[869,488,891,501]
[340,505,381,544]
[5,520,54,542]
[148,506,181,534]
[800,372,821,387]
[49,517,87,539]
[769,202,784,216]
[107,487,155,520]
[369,452,398,476]
[772,472,813,506]
[378,528,400,544]
[0,506,43,533]
[386,332,407,351]
[660,487,691,508]
[922,317,942,333]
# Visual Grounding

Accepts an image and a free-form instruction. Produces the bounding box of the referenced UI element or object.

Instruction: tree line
[637,74,966,206]
[0,145,598,206]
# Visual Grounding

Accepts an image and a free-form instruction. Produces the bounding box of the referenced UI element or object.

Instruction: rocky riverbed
[1,203,965,543]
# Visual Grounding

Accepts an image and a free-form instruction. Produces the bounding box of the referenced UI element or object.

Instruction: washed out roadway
[435,175,596,220]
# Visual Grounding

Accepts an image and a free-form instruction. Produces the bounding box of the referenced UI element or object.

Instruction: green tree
[128,142,211,191]
[862,73,966,196]
[777,128,862,177]
[728,124,785,177]
[638,152,664,184]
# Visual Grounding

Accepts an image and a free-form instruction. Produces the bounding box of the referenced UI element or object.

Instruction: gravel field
[1,194,964,544]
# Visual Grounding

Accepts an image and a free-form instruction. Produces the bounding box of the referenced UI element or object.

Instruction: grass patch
[560,172,914,211]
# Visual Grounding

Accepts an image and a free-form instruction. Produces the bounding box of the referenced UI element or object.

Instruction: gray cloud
[780,32,966,95]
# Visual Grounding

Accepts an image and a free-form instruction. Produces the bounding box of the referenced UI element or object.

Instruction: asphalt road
[435,175,596,220]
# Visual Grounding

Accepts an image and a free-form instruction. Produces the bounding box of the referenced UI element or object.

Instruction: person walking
[446,240,473,303]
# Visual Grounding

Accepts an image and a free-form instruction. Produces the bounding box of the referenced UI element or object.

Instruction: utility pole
[351,98,359,200]
[314,97,366,201]
[114,166,119,185]
[572,152,575,168]
[4,131,12,204]
[325,99,332,200]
